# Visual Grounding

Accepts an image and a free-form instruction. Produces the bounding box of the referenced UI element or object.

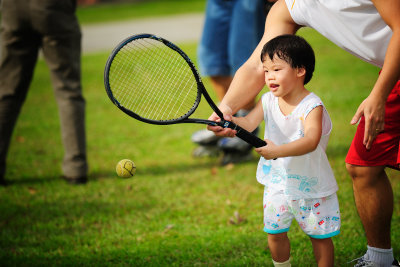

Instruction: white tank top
[256,92,338,199]
[285,0,392,67]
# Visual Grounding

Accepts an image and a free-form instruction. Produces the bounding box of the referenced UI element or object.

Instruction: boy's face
[262,55,305,98]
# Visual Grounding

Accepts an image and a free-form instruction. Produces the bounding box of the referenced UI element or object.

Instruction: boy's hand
[255,139,278,160]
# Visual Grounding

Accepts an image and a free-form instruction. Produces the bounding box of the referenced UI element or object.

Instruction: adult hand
[350,95,385,150]
[206,103,236,137]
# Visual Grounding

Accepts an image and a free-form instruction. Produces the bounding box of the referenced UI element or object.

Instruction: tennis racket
[104,33,266,148]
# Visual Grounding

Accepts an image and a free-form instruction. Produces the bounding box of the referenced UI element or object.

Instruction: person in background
[192,0,276,165]
[0,0,88,185]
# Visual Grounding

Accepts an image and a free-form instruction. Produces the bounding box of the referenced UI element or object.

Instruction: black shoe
[393,259,400,267]
[61,175,88,185]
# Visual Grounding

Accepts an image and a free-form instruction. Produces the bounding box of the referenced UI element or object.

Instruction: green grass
[0,23,399,267]
[76,0,206,25]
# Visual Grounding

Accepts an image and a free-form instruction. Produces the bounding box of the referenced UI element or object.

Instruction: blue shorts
[197,0,266,77]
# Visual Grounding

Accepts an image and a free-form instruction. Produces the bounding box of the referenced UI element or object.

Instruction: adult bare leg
[346,164,393,249]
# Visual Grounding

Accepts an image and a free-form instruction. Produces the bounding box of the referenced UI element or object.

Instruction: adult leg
[209,76,232,103]
[192,0,233,156]
[41,11,87,180]
[0,4,40,183]
[346,164,393,248]
[345,76,399,265]
[215,0,265,165]
[228,0,266,111]
[197,0,237,106]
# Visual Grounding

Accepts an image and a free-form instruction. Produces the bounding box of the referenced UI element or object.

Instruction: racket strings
[129,40,180,119]
[113,41,168,119]
[123,41,168,119]
[108,37,199,121]
[122,41,195,120]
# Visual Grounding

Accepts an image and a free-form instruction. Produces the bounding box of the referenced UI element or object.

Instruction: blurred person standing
[192,0,275,165]
[0,0,88,185]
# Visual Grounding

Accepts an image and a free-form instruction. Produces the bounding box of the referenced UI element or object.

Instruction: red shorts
[345,80,400,170]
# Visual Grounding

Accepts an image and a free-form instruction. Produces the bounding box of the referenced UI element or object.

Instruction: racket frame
[104,33,267,148]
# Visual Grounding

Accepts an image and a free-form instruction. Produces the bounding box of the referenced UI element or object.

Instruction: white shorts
[263,188,341,239]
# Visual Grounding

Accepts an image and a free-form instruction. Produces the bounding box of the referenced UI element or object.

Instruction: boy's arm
[231,99,264,133]
[255,106,323,160]
[352,0,400,149]
[207,0,300,136]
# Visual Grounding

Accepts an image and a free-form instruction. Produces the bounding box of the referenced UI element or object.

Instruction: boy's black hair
[260,34,315,85]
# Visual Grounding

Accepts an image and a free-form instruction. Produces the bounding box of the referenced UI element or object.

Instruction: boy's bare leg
[268,233,291,262]
[310,237,334,267]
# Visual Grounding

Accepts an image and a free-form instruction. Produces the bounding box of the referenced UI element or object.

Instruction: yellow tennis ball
[116,159,136,178]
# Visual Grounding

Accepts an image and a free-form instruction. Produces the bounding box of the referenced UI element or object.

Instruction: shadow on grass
[3,158,226,186]
[135,156,259,177]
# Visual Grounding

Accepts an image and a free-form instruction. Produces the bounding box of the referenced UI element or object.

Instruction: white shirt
[285,0,392,67]
[256,92,338,199]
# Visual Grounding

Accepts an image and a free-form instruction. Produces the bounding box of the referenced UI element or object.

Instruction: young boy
[232,34,340,267]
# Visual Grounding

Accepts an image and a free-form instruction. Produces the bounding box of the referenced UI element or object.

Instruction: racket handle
[222,121,266,148]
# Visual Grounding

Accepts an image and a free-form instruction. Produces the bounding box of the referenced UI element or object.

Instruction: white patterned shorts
[263,188,341,239]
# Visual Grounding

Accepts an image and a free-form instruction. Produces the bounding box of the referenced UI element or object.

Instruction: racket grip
[222,121,266,148]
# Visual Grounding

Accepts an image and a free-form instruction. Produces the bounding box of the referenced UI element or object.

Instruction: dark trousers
[0,0,87,179]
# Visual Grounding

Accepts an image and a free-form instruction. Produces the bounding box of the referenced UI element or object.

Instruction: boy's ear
[297,67,306,78]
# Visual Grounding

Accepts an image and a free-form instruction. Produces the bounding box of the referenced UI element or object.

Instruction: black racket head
[104,33,203,125]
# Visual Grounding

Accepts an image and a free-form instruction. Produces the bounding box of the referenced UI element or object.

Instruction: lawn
[0,2,399,266]
[76,0,207,25]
